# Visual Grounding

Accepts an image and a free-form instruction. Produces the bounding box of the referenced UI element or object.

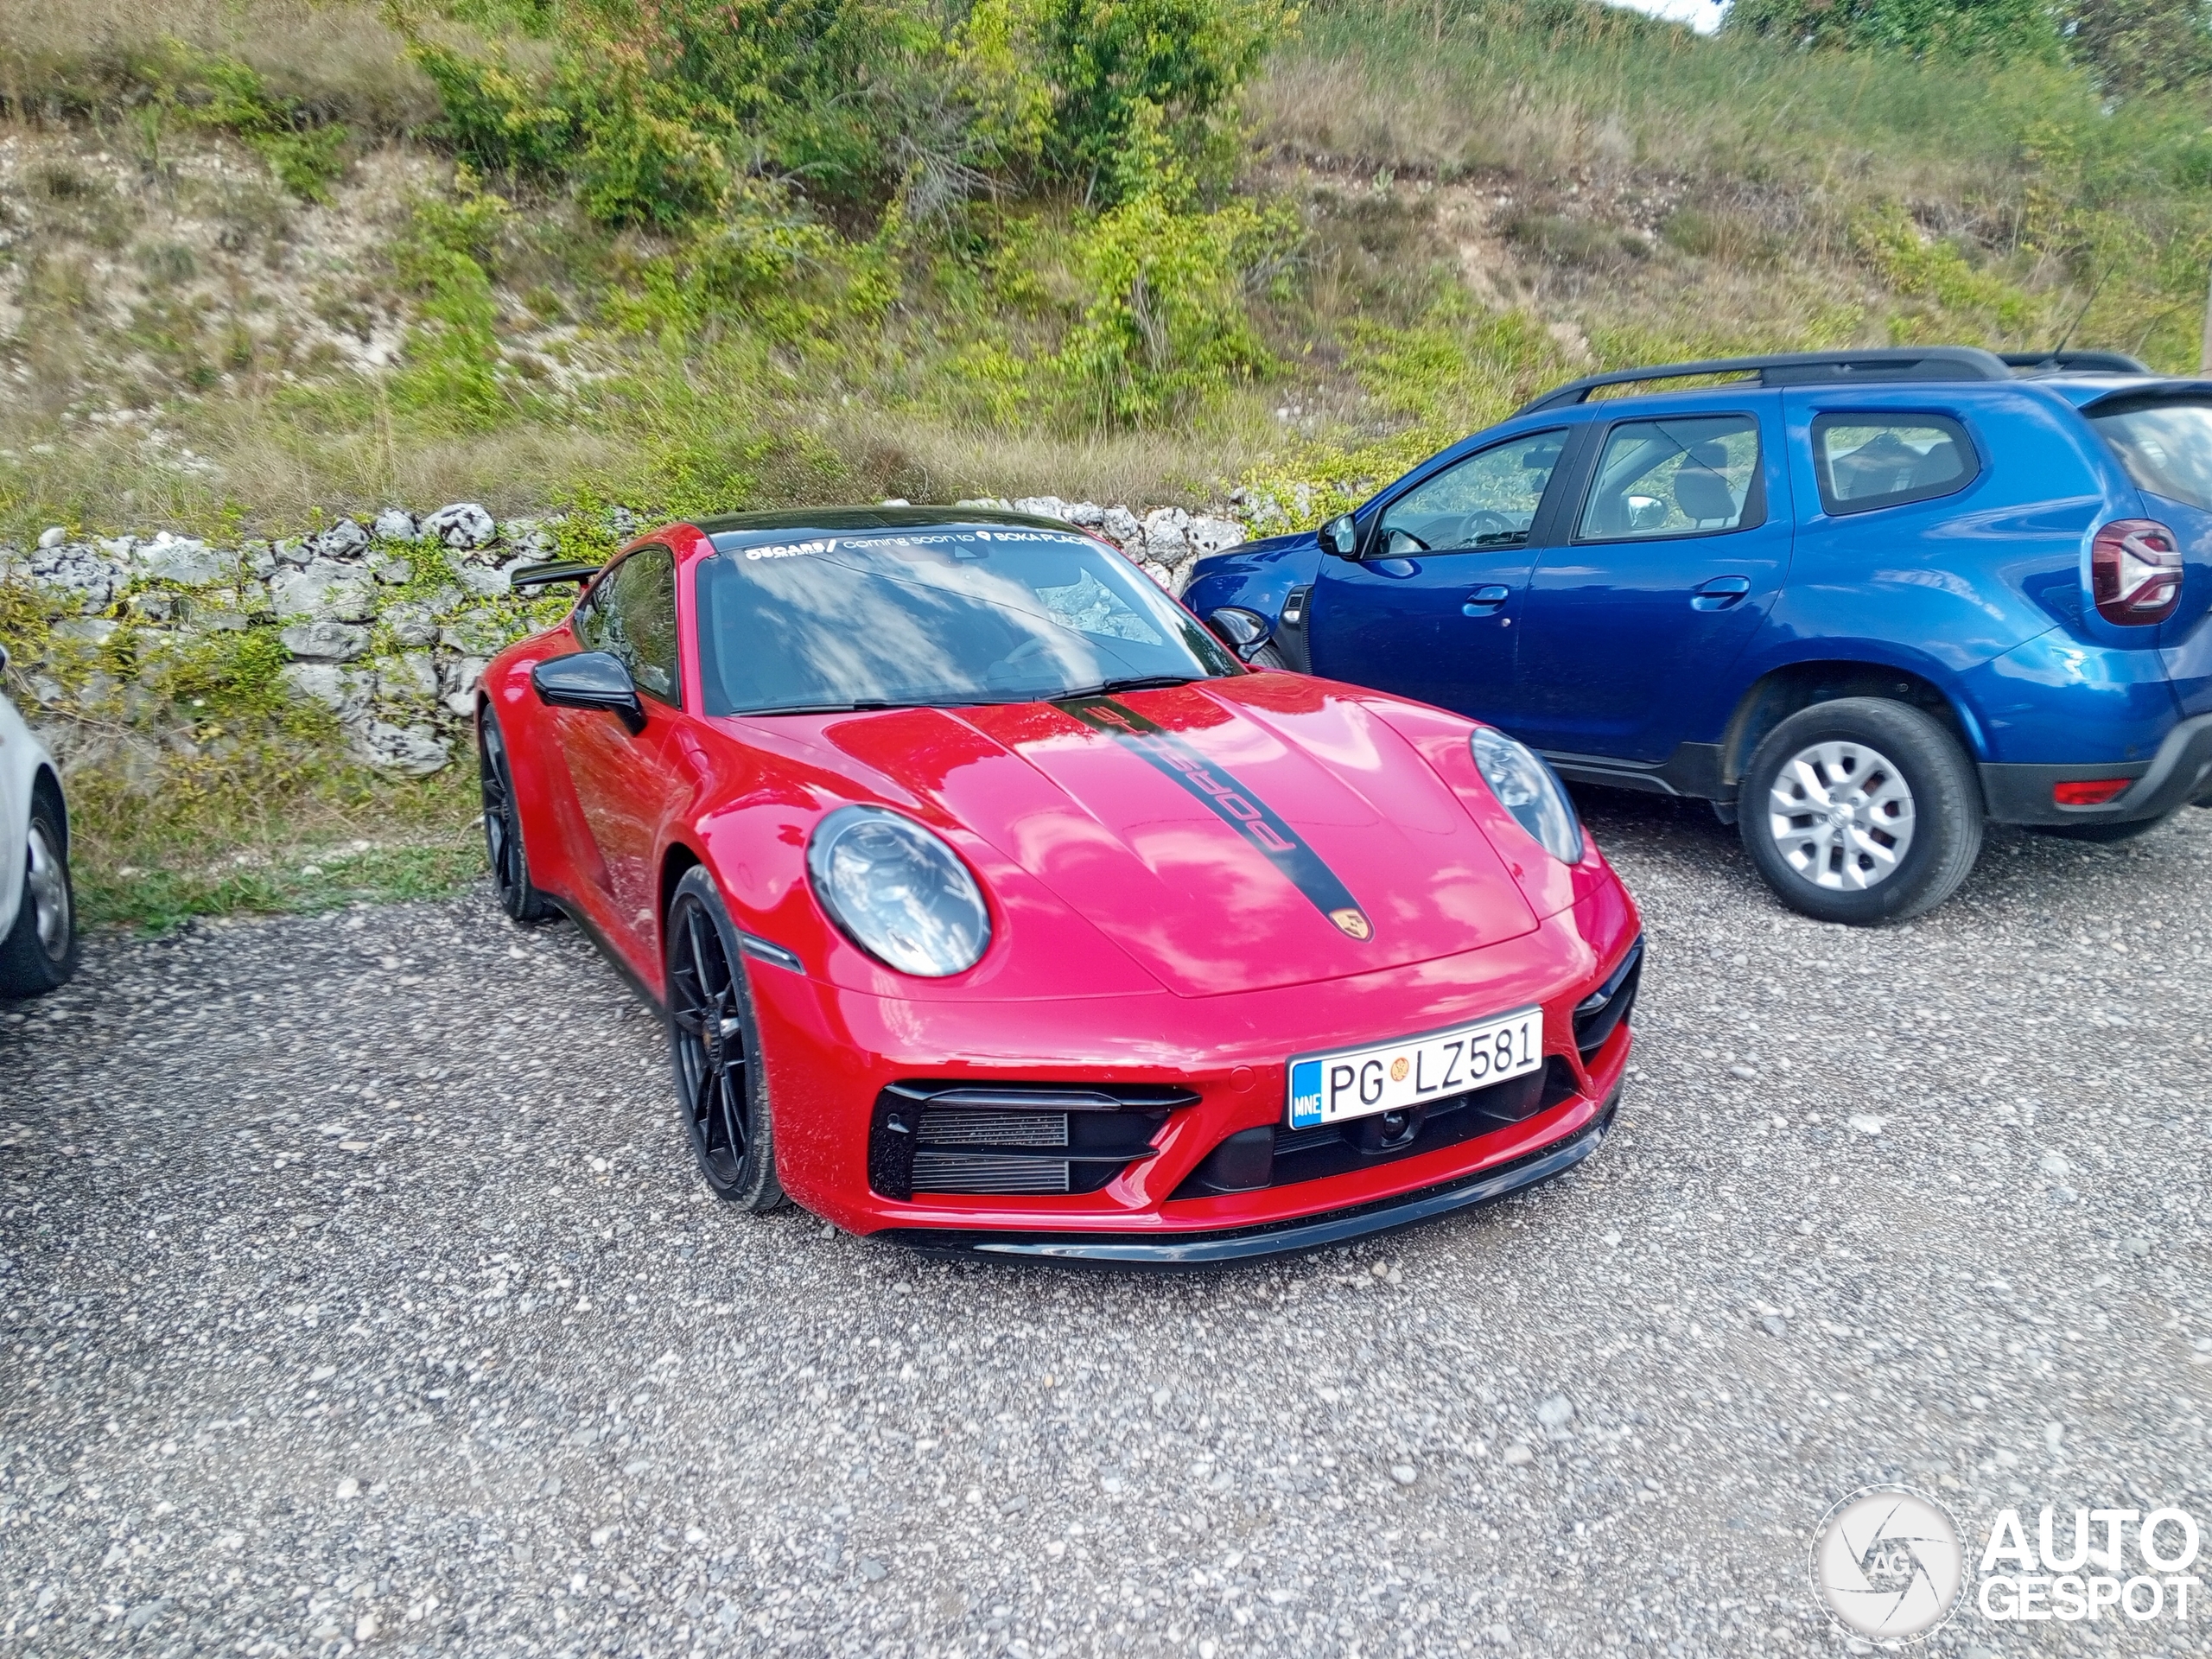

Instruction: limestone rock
[367,550,413,586]
[37,526,67,550]
[243,542,278,579]
[279,620,372,663]
[449,556,511,598]
[384,604,440,649]
[1064,502,1107,528]
[350,721,451,775]
[377,652,441,704]
[308,520,371,561]
[1186,516,1246,559]
[27,544,123,610]
[372,508,420,543]
[280,662,372,720]
[52,618,119,647]
[130,532,226,587]
[272,538,313,567]
[443,655,492,698]
[269,560,377,623]
[1141,506,1193,564]
[502,519,557,557]
[1012,496,1071,522]
[1099,505,1143,548]
[422,502,498,552]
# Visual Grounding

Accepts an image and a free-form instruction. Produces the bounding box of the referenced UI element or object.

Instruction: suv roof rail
[1514,346,2017,415]
[1998,349,2152,375]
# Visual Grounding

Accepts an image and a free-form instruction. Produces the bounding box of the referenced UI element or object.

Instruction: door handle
[1692,575,1752,611]
[1460,585,1511,617]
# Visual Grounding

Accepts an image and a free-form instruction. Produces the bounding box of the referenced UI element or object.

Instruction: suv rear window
[2088,399,2212,512]
[1811,414,1979,515]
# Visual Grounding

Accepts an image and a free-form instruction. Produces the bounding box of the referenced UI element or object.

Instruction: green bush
[1055,188,1297,425]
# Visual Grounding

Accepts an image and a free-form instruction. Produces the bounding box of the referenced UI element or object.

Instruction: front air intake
[869,1081,1198,1200]
[1573,938,1643,1058]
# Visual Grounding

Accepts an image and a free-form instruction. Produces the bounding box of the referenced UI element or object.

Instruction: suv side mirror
[1318,513,1359,560]
[533,651,645,733]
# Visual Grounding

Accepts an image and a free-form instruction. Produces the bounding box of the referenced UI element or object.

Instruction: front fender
[1182,533,1324,626]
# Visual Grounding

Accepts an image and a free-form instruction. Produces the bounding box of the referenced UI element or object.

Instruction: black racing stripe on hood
[1057,696,1371,939]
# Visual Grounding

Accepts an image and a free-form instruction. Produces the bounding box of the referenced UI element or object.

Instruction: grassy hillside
[3,0,2209,549]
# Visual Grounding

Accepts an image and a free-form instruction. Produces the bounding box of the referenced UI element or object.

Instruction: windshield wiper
[740,699,901,716]
[1057,675,1204,699]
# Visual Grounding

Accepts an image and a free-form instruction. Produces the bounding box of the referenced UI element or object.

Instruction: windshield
[2090,400,2212,512]
[696,524,1238,715]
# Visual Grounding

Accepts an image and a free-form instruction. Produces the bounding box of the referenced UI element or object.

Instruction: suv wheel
[1739,697,1983,925]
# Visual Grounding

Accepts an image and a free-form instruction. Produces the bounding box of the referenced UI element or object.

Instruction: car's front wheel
[1739,697,1984,925]
[479,709,556,925]
[0,791,79,998]
[665,866,785,1211]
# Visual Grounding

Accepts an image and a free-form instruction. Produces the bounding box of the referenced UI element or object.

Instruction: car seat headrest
[1671,464,1736,524]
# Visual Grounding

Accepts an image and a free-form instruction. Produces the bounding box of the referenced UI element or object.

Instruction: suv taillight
[2091,519,2183,626]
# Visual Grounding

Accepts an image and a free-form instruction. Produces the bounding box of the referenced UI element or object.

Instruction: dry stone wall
[0,498,1251,778]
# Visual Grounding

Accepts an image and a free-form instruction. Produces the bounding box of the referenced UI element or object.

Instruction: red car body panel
[483,517,1643,1257]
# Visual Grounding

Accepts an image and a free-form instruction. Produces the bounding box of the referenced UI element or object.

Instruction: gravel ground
[5,799,2212,1658]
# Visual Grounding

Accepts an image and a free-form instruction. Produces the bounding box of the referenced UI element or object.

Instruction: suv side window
[1576,414,1762,540]
[575,545,681,705]
[1375,430,1567,556]
[1811,413,1979,516]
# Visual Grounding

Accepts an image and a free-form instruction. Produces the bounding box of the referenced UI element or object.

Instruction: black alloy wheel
[665,866,784,1211]
[479,709,556,924]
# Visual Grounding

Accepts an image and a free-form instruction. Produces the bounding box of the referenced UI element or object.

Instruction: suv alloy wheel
[1739,697,1985,925]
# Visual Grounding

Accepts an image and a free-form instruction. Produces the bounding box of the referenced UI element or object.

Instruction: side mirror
[1626,494,1669,532]
[532,651,646,733]
[1318,513,1359,560]
[1206,607,1272,661]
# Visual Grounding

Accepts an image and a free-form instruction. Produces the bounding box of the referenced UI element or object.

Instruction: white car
[0,645,75,996]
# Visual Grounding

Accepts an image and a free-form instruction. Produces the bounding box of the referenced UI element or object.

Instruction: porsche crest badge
[1330,907,1373,942]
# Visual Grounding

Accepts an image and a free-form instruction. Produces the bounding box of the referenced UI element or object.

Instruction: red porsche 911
[478,507,1642,1262]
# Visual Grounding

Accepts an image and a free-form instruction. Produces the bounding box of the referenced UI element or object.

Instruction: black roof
[1514,346,2154,416]
[691,505,1081,537]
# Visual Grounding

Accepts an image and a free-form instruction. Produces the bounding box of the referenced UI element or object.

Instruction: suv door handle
[1461,585,1511,616]
[1692,575,1752,611]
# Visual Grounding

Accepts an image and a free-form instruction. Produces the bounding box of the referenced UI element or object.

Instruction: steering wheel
[1461,511,1514,538]
[1381,528,1431,556]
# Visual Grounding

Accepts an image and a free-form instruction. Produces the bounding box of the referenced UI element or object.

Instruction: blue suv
[1185,346,2212,924]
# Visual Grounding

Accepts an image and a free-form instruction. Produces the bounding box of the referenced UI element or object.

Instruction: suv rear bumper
[1980,714,2212,826]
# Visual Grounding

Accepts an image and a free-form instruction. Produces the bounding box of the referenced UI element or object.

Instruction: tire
[664,866,785,1211]
[2029,815,2172,845]
[478,709,556,925]
[0,789,79,998]
[1738,697,1984,925]
[1247,641,1292,671]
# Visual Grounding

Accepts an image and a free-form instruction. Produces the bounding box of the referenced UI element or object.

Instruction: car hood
[799,677,1539,997]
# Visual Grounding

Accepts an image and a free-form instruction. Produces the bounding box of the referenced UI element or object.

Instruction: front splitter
[872,1092,1618,1268]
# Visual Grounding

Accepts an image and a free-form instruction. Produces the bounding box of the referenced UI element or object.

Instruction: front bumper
[747,885,1639,1253]
[877,1089,1618,1265]
[1980,713,2212,826]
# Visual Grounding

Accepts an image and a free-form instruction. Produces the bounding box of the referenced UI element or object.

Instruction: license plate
[1287,1007,1543,1130]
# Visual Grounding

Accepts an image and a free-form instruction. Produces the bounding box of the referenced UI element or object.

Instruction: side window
[1812,413,1979,516]
[581,547,681,705]
[1375,430,1567,556]
[1576,414,1762,541]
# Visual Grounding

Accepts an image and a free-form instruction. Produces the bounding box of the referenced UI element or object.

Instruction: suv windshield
[2089,400,2212,512]
[697,524,1237,715]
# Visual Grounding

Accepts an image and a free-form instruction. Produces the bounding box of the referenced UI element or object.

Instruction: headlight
[807,806,991,976]
[1471,728,1584,865]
